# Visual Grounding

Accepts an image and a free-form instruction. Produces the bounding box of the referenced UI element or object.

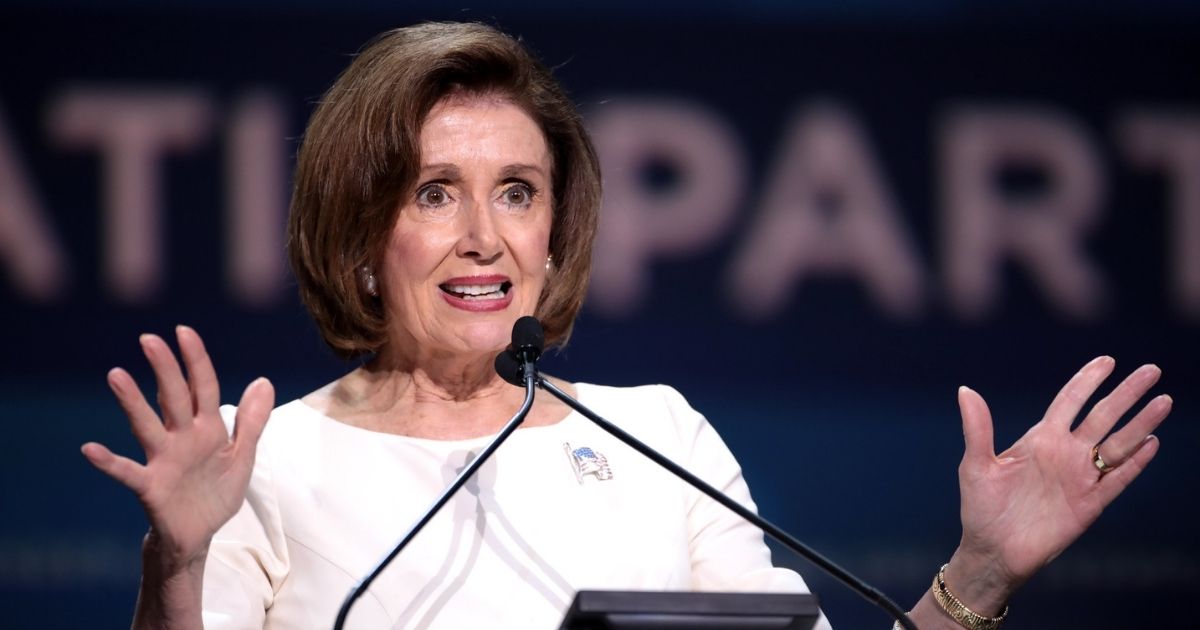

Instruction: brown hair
[288,22,601,359]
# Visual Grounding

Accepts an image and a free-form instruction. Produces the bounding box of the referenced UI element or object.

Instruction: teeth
[444,283,504,297]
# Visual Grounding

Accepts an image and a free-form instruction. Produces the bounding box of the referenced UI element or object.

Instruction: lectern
[559,590,820,630]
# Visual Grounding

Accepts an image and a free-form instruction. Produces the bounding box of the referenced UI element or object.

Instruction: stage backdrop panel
[1,2,1197,627]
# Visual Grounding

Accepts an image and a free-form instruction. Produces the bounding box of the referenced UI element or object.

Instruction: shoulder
[217,399,320,443]
[574,382,698,416]
[572,382,712,449]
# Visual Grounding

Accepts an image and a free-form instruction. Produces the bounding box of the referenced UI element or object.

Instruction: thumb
[81,442,148,495]
[233,377,275,451]
[959,385,995,466]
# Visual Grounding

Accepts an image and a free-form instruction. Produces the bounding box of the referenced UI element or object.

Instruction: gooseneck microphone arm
[534,377,919,630]
[331,320,543,630]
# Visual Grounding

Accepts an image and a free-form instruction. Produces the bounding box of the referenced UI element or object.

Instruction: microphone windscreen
[494,350,524,386]
[512,316,544,356]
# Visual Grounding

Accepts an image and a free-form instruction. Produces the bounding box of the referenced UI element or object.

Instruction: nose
[456,198,502,263]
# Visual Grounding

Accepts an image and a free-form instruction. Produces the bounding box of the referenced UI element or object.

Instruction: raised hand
[81,325,274,570]
[945,356,1171,613]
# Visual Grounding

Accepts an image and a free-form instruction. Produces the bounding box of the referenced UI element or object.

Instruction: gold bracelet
[930,563,1008,630]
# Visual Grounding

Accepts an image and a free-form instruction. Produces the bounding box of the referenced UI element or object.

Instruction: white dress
[203,383,832,629]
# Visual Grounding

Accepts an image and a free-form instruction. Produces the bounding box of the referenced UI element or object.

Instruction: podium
[559,590,820,629]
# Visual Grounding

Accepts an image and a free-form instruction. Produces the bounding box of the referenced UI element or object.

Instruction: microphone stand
[331,365,538,630]
[536,377,919,630]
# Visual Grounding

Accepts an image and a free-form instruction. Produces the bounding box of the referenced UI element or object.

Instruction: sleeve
[659,386,833,629]
[201,405,291,629]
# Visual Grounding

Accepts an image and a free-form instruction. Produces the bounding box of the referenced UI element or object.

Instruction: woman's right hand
[82,325,274,572]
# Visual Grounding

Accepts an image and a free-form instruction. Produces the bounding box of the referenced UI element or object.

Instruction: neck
[372,343,506,402]
[322,343,527,439]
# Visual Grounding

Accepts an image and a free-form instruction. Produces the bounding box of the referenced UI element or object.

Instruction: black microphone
[501,318,917,630]
[332,318,542,630]
[495,315,543,386]
[511,314,543,364]
[494,349,524,386]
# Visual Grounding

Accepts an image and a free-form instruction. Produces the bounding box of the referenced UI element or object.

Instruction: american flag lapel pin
[564,442,613,483]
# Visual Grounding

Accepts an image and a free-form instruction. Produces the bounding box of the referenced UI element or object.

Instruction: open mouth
[439,281,512,301]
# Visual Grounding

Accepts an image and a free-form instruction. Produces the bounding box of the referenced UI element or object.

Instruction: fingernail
[106,368,124,392]
[1130,365,1158,383]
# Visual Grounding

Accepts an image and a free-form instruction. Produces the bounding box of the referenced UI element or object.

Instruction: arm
[906,357,1170,628]
[130,530,208,630]
[660,386,832,628]
[80,326,274,630]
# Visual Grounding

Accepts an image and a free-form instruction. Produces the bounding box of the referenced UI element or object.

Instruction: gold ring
[1091,445,1114,475]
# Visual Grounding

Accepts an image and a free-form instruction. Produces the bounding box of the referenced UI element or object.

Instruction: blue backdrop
[1,2,1197,627]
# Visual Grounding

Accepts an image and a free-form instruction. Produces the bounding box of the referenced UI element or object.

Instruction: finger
[233,378,275,455]
[176,325,220,416]
[107,367,167,455]
[81,442,148,494]
[1074,364,1161,444]
[140,333,193,429]
[1095,434,1160,506]
[1096,394,1172,466]
[1043,356,1116,429]
[959,386,995,466]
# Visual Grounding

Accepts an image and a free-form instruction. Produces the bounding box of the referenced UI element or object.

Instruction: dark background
[1,1,1197,627]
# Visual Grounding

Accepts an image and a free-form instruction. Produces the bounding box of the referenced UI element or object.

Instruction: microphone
[332,317,542,630]
[495,315,542,386]
[503,318,917,630]
[511,314,544,363]
[494,349,523,386]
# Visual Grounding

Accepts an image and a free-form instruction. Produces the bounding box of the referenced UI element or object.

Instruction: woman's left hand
[944,356,1172,613]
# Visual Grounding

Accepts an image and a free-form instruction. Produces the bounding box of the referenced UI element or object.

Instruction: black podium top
[559,590,821,630]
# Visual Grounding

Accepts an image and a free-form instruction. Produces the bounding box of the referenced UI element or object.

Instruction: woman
[80,22,1172,629]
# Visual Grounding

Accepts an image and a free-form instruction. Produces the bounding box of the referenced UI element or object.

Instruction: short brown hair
[288,22,601,359]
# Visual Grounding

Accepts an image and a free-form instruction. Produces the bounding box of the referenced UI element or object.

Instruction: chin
[451,319,513,355]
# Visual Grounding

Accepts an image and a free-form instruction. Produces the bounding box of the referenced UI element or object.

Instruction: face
[378,96,553,362]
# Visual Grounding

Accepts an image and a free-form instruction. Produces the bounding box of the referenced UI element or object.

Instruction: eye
[500,182,536,207]
[416,183,450,207]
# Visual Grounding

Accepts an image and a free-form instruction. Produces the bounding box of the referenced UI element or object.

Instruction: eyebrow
[418,163,548,180]
[419,163,463,180]
[499,163,548,180]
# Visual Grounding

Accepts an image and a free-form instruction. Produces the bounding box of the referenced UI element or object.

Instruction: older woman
[81,22,1171,630]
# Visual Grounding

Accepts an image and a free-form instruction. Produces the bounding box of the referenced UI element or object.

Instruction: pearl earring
[361,267,378,297]
[545,254,553,273]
